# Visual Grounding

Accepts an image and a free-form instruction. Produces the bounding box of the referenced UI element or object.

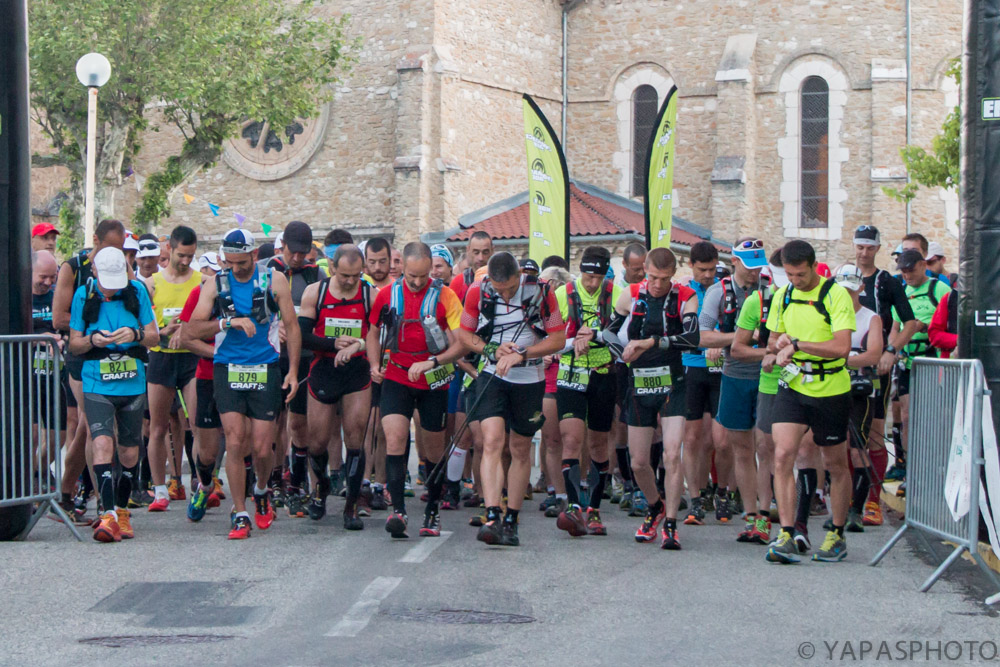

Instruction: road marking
[398,531,453,563]
[326,576,403,637]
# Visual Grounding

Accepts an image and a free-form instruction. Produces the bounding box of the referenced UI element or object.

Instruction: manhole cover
[78,634,237,648]
[385,609,535,625]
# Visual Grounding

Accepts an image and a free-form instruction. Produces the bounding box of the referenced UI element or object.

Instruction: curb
[881,480,1000,575]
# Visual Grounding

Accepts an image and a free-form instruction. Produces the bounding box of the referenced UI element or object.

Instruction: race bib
[425,363,456,390]
[228,363,268,391]
[162,307,183,323]
[33,349,61,376]
[707,355,723,374]
[99,356,138,382]
[779,363,801,387]
[633,365,672,395]
[325,317,362,339]
[556,362,589,392]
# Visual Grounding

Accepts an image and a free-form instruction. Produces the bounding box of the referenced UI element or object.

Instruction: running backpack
[475,273,550,342]
[385,277,446,354]
[565,278,614,339]
[214,268,279,325]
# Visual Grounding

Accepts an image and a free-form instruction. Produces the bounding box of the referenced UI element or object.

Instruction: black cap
[257,242,275,260]
[519,257,540,274]
[283,220,313,254]
[853,225,881,247]
[896,248,925,270]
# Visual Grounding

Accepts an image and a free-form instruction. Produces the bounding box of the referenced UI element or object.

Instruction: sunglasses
[856,225,877,232]
[735,239,764,250]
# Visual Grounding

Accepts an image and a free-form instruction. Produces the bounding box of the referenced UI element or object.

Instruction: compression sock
[116,463,137,508]
[447,448,468,483]
[195,456,215,490]
[795,468,817,528]
[386,454,407,514]
[588,459,610,510]
[94,463,114,515]
[424,458,444,508]
[561,459,582,507]
[852,468,872,514]
[290,446,308,490]
[343,449,365,503]
[615,446,633,486]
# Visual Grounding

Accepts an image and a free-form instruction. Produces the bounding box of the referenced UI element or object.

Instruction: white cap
[123,234,140,252]
[274,232,284,251]
[220,228,256,254]
[136,238,160,258]
[93,247,129,291]
[834,263,863,291]
[926,241,946,260]
[198,252,221,273]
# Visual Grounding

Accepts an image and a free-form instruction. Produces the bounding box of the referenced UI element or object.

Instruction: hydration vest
[214,268,278,325]
[565,278,614,340]
[627,282,682,341]
[475,273,549,343]
[79,278,149,363]
[758,284,775,348]
[779,278,845,378]
[385,278,447,354]
[316,278,373,326]
[268,256,321,286]
[719,275,770,333]
[905,278,942,358]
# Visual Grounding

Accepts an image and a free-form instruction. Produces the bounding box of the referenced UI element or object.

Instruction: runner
[603,247,700,550]
[362,237,395,511]
[552,246,622,537]
[297,244,374,530]
[144,225,201,511]
[136,235,160,279]
[889,248,951,498]
[366,242,465,539]
[262,221,325,517]
[852,224,918,525]
[681,241,724,524]
[186,228,302,540]
[30,250,67,490]
[458,251,565,546]
[31,222,60,253]
[449,231,493,303]
[764,240,856,564]
[67,247,158,542]
[698,238,770,538]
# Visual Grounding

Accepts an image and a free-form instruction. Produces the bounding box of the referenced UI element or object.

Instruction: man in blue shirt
[68,247,158,543]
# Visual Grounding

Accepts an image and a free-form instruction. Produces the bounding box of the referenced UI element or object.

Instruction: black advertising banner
[960,0,1000,422]
[522,95,570,262]
[644,85,678,249]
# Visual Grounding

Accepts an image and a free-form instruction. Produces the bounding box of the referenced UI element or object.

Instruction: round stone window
[221,103,331,181]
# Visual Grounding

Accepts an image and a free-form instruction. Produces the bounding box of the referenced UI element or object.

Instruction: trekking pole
[427,304,540,487]
[359,314,390,472]
[848,417,881,492]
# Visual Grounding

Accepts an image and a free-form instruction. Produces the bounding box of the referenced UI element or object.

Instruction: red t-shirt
[449,271,470,304]
[179,284,215,381]
[369,281,463,389]
[313,282,370,362]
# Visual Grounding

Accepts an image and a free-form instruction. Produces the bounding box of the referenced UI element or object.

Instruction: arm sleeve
[928,292,957,353]
[298,316,340,353]
[662,310,701,350]
[459,285,482,332]
[698,283,722,331]
[889,279,915,323]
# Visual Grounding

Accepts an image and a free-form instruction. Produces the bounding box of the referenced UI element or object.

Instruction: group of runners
[28,217,958,562]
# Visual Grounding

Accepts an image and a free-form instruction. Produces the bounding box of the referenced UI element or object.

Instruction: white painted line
[398,531,453,563]
[325,576,403,637]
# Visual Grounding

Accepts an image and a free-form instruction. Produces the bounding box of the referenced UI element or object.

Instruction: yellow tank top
[152,270,202,353]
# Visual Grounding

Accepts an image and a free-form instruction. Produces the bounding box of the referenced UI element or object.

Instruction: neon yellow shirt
[151,270,202,353]
[554,279,623,373]
[735,289,781,395]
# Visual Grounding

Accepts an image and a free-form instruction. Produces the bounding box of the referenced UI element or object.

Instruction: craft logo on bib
[228,363,268,391]
[556,361,589,392]
[633,366,672,395]
[100,356,138,382]
[425,363,456,390]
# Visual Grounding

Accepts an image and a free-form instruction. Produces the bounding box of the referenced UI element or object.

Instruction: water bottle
[422,316,448,354]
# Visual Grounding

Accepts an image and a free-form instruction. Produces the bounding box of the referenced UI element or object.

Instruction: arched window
[800,76,829,228]
[631,85,659,197]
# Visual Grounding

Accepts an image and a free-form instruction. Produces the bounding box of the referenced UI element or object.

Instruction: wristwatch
[885,344,897,355]
[429,355,440,368]
[791,338,800,352]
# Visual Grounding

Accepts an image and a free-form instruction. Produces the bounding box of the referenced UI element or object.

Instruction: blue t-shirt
[213,267,281,366]
[70,280,155,396]
[682,277,719,368]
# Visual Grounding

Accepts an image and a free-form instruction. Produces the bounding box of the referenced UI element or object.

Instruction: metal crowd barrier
[870,358,999,601]
[0,335,81,541]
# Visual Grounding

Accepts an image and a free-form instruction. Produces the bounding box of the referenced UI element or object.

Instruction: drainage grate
[78,634,237,648]
[385,609,535,625]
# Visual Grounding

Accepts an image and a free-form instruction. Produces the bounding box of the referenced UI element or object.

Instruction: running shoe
[538,494,557,513]
[730,490,743,515]
[93,513,121,543]
[586,508,607,536]
[579,482,590,509]
[736,517,755,543]
[896,481,906,498]
[765,529,800,564]
[660,524,681,550]
[469,502,487,527]
[128,488,151,509]
[750,515,771,544]
[187,488,211,522]
[810,495,828,516]
[168,478,186,501]
[862,501,883,526]
[556,505,588,537]
[207,490,221,508]
[148,496,169,512]
[463,493,481,508]
[115,508,134,539]
[419,509,442,537]
[404,472,415,498]
[715,493,732,523]
[357,486,372,517]
[270,482,286,509]
[441,481,461,510]
[619,491,633,512]
[286,489,307,518]
[609,477,624,504]
[635,506,665,543]
[846,508,865,533]
[812,530,848,562]
[57,498,93,526]
[792,527,811,554]
[253,492,275,530]
[629,490,648,517]
[822,517,834,532]
[212,476,226,500]
[884,465,906,482]
[684,496,705,526]
[524,484,533,501]
[343,502,364,531]
[678,496,688,511]
[329,470,344,497]
[476,519,502,545]
[307,487,327,521]
[461,478,474,500]
[370,486,388,511]
[701,490,715,513]
[385,512,408,538]
[533,473,547,494]
[544,496,567,518]
[500,520,520,546]
[228,514,252,540]
[417,464,427,487]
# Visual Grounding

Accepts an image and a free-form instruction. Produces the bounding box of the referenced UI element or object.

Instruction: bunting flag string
[183,193,195,204]
[261,223,273,237]
[234,213,246,226]
[179,192,268,237]
[208,203,220,216]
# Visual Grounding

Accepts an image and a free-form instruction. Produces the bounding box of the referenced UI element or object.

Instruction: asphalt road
[4,480,1000,667]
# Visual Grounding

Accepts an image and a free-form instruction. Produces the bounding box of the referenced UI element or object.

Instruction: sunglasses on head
[856,225,877,232]
[736,239,764,250]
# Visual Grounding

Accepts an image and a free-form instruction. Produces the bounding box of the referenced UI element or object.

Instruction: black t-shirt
[32,290,56,334]
[860,269,914,343]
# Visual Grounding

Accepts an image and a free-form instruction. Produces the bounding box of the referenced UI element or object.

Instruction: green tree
[29,0,356,245]
[883,59,960,205]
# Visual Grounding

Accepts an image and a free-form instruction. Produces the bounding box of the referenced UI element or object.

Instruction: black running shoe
[385,512,408,538]
[307,488,327,521]
[419,509,442,537]
[343,502,364,531]
[500,520,520,546]
[370,486,388,511]
[477,519,503,545]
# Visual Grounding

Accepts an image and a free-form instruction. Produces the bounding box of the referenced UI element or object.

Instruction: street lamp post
[75,53,111,245]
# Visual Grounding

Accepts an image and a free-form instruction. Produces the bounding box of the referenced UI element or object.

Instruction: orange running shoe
[115,508,134,539]
[862,500,883,526]
[212,476,226,500]
[228,514,252,540]
[93,513,121,543]
[148,497,169,512]
[168,478,186,501]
